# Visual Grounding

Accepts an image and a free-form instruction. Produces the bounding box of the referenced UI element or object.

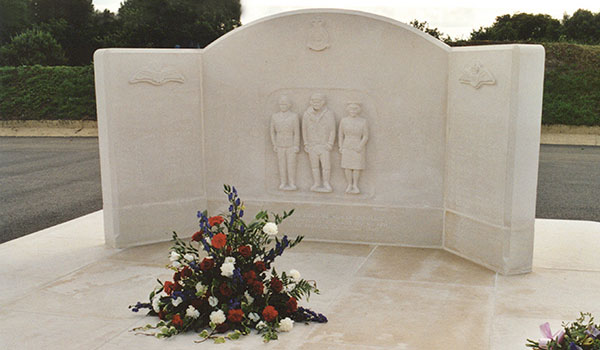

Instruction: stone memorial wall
[94,9,544,274]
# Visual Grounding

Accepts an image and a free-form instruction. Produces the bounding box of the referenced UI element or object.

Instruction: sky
[93,0,600,40]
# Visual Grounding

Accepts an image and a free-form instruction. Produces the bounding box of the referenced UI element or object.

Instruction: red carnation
[270,277,283,293]
[262,305,278,322]
[211,233,227,249]
[254,261,266,272]
[243,270,256,283]
[158,310,166,320]
[238,245,252,258]
[227,309,244,323]
[286,297,298,313]
[172,314,183,327]
[251,280,264,295]
[163,281,175,295]
[173,272,181,282]
[173,282,182,292]
[180,266,193,278]
[226,245,232,254]
[200,258,214,271]
[219,282,232,297]
[192,231,203,242]
[208,216,224,226]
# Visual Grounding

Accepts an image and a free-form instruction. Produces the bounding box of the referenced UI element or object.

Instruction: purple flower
[587,326,600,338]
[569,343,583,350]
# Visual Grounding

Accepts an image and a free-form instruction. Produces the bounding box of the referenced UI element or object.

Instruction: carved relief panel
[265,89,375,199]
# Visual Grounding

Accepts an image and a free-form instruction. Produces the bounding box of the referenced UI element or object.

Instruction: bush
[0,28,67,66]
[542,43,600,125]
[0,65,96,120]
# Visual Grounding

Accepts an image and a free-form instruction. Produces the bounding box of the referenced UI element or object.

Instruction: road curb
[0,120,98,137]
[540,125,600,146]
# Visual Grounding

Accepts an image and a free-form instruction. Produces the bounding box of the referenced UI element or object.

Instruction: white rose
[152,296,161,312]
[208,296,219,307]
[171,261,181,268]
[248,312,260,322]
[279,317,294,332]
[244,291,254,304]
[184,253,195,262]
[256,321,267,330]
[262,222,278,236]
[289,269,301,282]
[172,297,183,307]
[220,262,235,277]
[169,251,180,261]
[210,310,226,325]
[253,255,264,263]
[224,256,236,264]
[186,305,200,319]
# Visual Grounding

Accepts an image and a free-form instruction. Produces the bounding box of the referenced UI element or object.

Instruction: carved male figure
[270,95,300,190]
[338,102,369,194]
[302,93,336,192]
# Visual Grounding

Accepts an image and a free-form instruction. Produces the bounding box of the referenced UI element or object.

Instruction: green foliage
[0,65,96,120]
[563,9,600,45]
[0,28,67,66]
[470,10,600,44]
[0,0,30,44]
[116,0,241,48]
[542,43,600,126]
[470,13,562,42]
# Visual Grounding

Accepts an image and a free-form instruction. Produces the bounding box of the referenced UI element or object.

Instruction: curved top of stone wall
[204,8,451,52]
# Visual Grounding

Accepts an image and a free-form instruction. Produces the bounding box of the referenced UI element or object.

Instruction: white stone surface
[94,9,544,274]
[2,213,599,349]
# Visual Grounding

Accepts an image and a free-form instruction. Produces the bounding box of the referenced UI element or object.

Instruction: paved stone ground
[0,137,102,243]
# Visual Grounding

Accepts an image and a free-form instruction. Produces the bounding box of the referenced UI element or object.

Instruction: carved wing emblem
[307,19,330,51]
[129,66,185,86]
[459,61,495,89]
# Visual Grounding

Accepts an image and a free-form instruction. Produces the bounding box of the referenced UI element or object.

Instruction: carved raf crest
[459,61,496,89]
[129,65,185,86]
[307,19,330,51]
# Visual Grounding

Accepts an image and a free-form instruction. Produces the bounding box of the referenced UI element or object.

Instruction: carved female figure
[270,95,300,190]
[338,102,368,194]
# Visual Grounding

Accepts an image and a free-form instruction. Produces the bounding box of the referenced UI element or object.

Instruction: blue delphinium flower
[569,342,583,350]
[233,268,243,285]
[130,301,151,312]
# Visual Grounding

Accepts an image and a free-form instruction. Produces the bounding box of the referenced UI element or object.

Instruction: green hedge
[542,43,600,125]
[0,65,96,120]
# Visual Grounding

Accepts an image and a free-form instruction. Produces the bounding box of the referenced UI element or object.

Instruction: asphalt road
[536,144,600,221]
[0,138,599,243]
[0,137,102,243]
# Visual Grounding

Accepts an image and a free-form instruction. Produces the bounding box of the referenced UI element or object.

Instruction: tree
[0,28,67,66]
[470,13,561,42]
[409,19,446,41]
[117,0,241,48]
[562,9,600,44]
[0,0,31,44]
[26,0,97,65]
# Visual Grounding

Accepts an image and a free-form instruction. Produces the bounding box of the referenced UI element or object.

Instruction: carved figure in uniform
[302,93,336,192]
[270,95,300,190]
[338,102,368,194]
